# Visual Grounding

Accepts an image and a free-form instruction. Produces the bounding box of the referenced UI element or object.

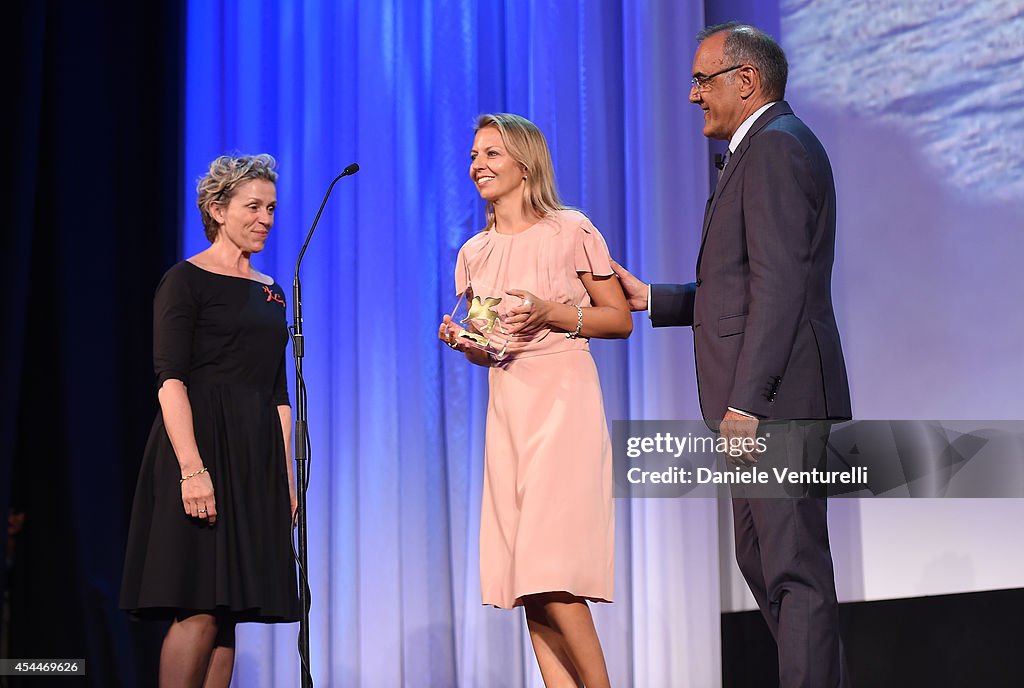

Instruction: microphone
[714,153,726,171]
[292,163,360,352]
[294,163,360,280]
[288,161,358,687]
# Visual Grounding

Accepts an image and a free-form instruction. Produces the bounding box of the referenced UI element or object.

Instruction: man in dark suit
[613,22,851,687]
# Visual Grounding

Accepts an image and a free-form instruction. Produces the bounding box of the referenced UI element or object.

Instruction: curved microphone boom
[290,162,358,688]
[294,163,360,280]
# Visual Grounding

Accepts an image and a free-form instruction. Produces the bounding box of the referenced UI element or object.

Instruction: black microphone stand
[291,162,359,688]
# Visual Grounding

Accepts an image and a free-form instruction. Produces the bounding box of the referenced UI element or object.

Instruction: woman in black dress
[121,154,299,687]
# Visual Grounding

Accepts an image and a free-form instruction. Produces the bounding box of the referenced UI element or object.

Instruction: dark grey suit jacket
[651,101,851,424]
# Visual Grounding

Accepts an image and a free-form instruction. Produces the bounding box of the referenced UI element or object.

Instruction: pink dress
[455,209,615,609]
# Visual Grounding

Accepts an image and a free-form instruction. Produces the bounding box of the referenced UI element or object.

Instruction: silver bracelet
[565,305,583,339]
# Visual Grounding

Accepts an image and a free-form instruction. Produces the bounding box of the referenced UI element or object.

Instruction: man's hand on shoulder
[610,259,649,312]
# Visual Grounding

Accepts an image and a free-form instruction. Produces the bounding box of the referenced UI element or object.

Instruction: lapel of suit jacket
[696,101,794,276]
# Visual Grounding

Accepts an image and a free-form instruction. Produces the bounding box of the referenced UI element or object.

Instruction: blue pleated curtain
[184,1,720,685]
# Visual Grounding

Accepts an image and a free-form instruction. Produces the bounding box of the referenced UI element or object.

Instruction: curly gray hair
[196,154,278,242]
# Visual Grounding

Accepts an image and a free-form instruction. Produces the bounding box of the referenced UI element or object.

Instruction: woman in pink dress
[439,113,631,687]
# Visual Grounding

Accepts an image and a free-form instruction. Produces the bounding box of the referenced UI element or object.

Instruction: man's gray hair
[697,22,788,101]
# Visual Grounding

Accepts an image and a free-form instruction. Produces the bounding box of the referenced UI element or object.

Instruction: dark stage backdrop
[5,1,184,685]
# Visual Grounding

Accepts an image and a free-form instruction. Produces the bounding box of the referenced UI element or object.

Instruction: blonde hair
[474,114,563,230]
[196,154,278,242]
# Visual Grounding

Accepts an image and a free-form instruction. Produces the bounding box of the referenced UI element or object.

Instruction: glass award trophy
[449,292,511,360]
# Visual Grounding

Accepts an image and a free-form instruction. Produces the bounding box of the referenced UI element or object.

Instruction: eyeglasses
[690,64,743,91]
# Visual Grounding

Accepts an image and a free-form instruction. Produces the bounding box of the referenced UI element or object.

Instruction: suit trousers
[730,421,848,688]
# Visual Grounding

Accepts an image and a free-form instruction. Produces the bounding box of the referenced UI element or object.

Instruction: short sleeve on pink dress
[573,216,614,277]
[454,245,470,296]
[454,231,491,296]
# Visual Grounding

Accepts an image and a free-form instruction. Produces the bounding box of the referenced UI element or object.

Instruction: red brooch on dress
[262,286,285,307]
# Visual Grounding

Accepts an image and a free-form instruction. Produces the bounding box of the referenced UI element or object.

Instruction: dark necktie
[718,149,732,180]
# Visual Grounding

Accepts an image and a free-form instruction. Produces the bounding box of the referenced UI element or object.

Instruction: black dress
[120,261,299,622]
